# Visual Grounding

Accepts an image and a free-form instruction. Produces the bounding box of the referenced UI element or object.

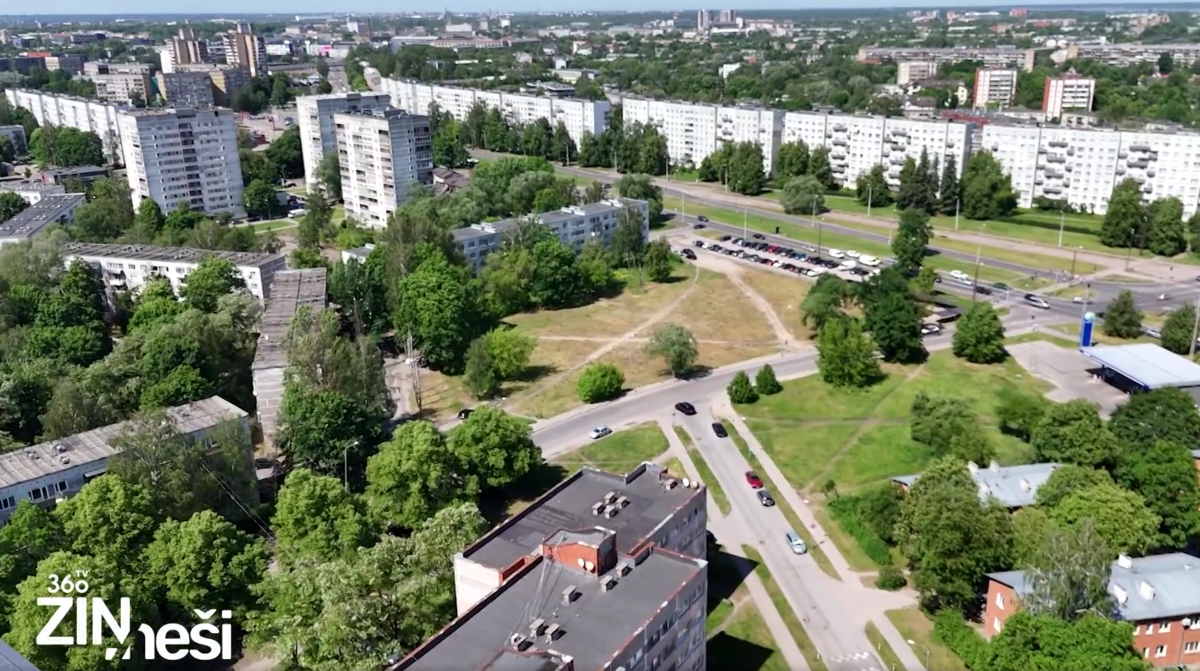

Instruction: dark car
[752,233,765,239]
[675,402,697,416]
[975,286,993,296]
[681,249,696,260]
[719,235,732,242]
[698,215,709,222]
[692,223,706,229]
[757,490,776,507]
[712,422,728,438]
[457,408,474,420]
[693,239,704,247]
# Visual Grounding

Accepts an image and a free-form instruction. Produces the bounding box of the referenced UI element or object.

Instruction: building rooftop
[62,242,285,269]
[1079,343,1200,389]
[0,178,64,193]
[252,268,328,370]
[121,107,226,118]
[0,194,85,240]
[893,461,1060,508]
[43,165,107,177]
[334,107,426,121]
[0,396,246,489]
[462,462,703,571]
[393,544,705,671]
[988,552,1200,623]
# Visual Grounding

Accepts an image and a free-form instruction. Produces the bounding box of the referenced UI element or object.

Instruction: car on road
[698,215,710,222]
[1024,294,1051,309]
[920,323,942,336]
[975,286,993,296]
[785,531,808,555]
[589,426,612,440]
[675,402,697,416]
[757,490,776,507]
[745,471,763,488]
[845,250,860,258]
[859,255,880,267]
[692,223,705,229]
[680,249,696,260]
[993,282,1010,291]
[950,270,970,282]
[828,249,845,259]
[457,408,474,420]
[693,239,705,247]
[751,233,765,239]
[1143,327,1162,339]
[712,422,728,438]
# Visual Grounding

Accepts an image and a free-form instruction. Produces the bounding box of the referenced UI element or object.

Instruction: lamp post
[906,640,932,671]
[971,243,982,301]
[1070,246,1080,279]
[954,197,960,231]
[1057,209,1066,247]
[867,183,873,218]
[742,207,748,239]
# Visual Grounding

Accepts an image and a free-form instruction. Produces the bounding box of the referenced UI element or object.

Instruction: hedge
[827,496,892,567]
[932,609,988,669]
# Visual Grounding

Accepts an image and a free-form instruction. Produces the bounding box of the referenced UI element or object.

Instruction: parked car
[920,323,942,336]
[845,250,860,258]
[828,249,845,259]
[975,286,993,296]
[692,223,705,229]
[751,233,765,239]
[589,426,612,440]
[719,235,732,242]
[674,402,697,416]
[712,422,728,438]
[950,270,970,282]
[785,531,808,555]
[680,249,696,260]
[457,408,474,420]
[757,490,776,507]
[745,471,763,488]
[698,215,710,222]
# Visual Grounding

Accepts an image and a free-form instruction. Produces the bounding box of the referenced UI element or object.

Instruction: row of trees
[1099,178,1192,256]
[29,125,104,168]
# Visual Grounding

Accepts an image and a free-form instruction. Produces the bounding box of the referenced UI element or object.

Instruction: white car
[859,255,880,267]
[589,426,612,440]
[839,260,857,270]
[828,249,845,259]
[845,250,860,259]
[950,270,970,282]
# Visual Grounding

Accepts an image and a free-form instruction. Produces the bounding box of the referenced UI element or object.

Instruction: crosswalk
[826,651,884,671]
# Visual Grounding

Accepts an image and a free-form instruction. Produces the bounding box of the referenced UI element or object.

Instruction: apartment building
[1065,42,1200,68]
[382,78,611,148]
[781,111,971,189]
[896,60,938,85]
[171,26,210,69]
[622,98,783,174]
[84,61,154,78]
[93,72,153,106]
[0,194,86,246]
[452,461,707,614]
[334,109,433,228]
[118,107,244,217]
[0,125,27,153]
[984,553,1200,667]
[222,23,267,78]
[43,55,84,74]
[894,460,1060,509]
[981,123,1200,216]
[1043,72,1096,119]
[453,198,650,272]
[973,69,1018,108]
[3,89,124,163]
[858,45,1037,71]
[155,71,216,108]
[295,92,393,188]
[175,63,252,107]
[63,242,286,302]
[0,396,248,525]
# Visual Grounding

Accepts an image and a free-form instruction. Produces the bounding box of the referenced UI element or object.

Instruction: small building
[432,167,469,196]
[0,178,67,204]
[893,460,1060,509]
[341,244,374,264]
[983,553,1200,666]
[41,165,109,187]
[0,193,86,246]
[1079,343,1200,402]
[533,80,576,97]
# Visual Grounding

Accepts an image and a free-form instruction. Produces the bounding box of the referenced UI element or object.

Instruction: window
[1156,646,1167,658]
[995,593,1005,610]
[1184,641,1199,654]
[58,481,67,492]
[1147,624,1156,635]
[993,618,1002,633]
[29,488,42,501]
[1160,621,1172,633]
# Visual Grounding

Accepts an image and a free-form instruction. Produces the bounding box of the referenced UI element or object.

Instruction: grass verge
[707,601,795,671]
[885,607,969,671]
[742,545,830,671]
[865,622,906,671]
[674,425,732,516]
[553,422,669,473]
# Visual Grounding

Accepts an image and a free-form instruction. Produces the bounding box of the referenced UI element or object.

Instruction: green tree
[863,272,926,364]
[808,146,837,191]
[1030,399,1122,468]
[1051,483,1159,555]
[645,323,698,377]
[269,73,292,106]
[243,178,278,218]
[267,126,304,178]
[643,238,674,282]
[329,252,390,336]
[1010,507,1059,567]
[577,362,625,403]
[0,135,14,164]
[1099,178,1147,248]
[726,141,766,195]
[952,301,1007,364]
[983,612,1147,671]
[395,252,493,373]
[54,476,158,570]
[1160,303,1196,355]
[613,206,649,265]
[801,274,854,334]
[817,316,881,388]
[1145,196,1188,256]
[995,386,1046,442]
[240,148,277,186]
[938,153,960,214]
[780,174,825,215]
[132,197,165,239]
[1102,290,1143,338]
[450,406,541,489]
[614,173,663,221]
[727,370,758,404]
[1115,440,1200,550]
[463,335,500,399]
[896,156,926,213]
[485,328,535,380]
[961,151,1017,220]
[0,191,27,222]
[316,152,342,200]
[273,468,374,565]
[0,502,63,621]
[1037,465,1114,509]
[855,164,891,209]
[755,364,782,395]
[1110,387,1200,452]
[366,421,470,530]
[892,208,931,275]
[179,256,246,312]
[909,391,987,460]
[776,140,809,178]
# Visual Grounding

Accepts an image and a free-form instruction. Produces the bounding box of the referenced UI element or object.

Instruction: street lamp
[1070,246,1081,279]
[1057,209,1066,247]
[953,198,960,231]
[906,639,932,671]
[867,183,873,218]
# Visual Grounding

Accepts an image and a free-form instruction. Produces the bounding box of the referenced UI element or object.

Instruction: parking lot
[683,233,884,282]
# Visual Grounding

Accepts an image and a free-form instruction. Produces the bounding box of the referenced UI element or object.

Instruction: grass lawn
[250,219,299,233]
[674,425,732,515]
[553,422,669,473]
[738,267,813,341]
[664,270,777,343]
[1004,331,1074,348]
[886,607,969,671]
[742,546,830,671]
[865,622,906,671]
[707,602,795,671]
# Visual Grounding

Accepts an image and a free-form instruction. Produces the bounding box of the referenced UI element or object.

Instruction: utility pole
[1070,246,1080,279]
[971,244,982,300]
[954,197,960,231]
[1057,209,1066,247]
[867,184,873,218]
[742,208,747,238]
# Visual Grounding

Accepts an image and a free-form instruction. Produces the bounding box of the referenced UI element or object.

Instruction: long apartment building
[296,92,392,188]
[3,89,124,163]
[622,98,783,175]
[453,198,650,272]
[981,123,1200,217]
[973,69,1018,109]
[0,396,248,525]
[62,242,287,303]
[858,45,1037,71]
[984,553,1200,667]
[335,108,433,228]
[382,78,611,148]
[1064,42,1200,68]
[118,107,244,217]
[782,112,972,189]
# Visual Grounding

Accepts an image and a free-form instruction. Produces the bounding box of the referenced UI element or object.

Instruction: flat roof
[0,396,245,489]
[0,194,85,239]
[463,463,703,570]
[394,547,704,671]
[63,242,284,269]
[451,198,645,245]
[252,268,328,370]
[1079,343,1200,389]
[989,552,1200,622]
[894,461,1059,508]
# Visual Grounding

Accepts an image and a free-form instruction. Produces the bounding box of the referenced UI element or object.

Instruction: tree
[896,156,928,213]
[329,251,390,336]
[450,406,541,489]
[179,256,246,312]
[243,178,278,219]
[895,456,1013,614]
[316,152,342,200]
[54,476,158,570]
[910,391,983,458]
[463,336,500,399]
[486,328,535,380]
[727,370,758,404]
[779,175,825,215]
[645,323,698,377]
[1037,465,1114,509]
[938,153,960,215]
[584,180,606,203]
[726,141,766,195]
[366,421,470,530]
[644,238,674,282]
[577,363,625,403]
[892,208,931,275]
[1030,399,1122,468]
[808,147,837,191]
[0,191,26,223]
[506,170,561,215]
[983,612,1148,671]
[132,197,165,239]
[776,140,809,178]
[0,502,63,621]
[995,387,1046,442]
[1102,290,1143,339]
[1146,196,1187,256]
[1011,507,1059,568]
[801,275,854,334]
[952,301,1007,364]
[1051,483,1159,555]
[267,126,304,178]
[0,135,14,164]
[855,164,891,209]
[273,468,374,565]
[961,151,1016,220]
[863,273,926,364]
[612,205,648,264]
[1099,178,1147,248]
[755,364,782,395]
[817,316,881,388]
[1023,520,1115,620]
[614,173,663,221]
[395,252,493,373]
[1115,440,1200,550]
[1160,303,1196,355]
[1110,387,1200,452]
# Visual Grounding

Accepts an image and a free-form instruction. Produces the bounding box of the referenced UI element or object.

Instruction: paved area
[1007,340,1131,417]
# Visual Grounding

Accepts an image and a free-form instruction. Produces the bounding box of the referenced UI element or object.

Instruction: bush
[727,370,758,404]
[932,609,988,669]
[755,364,782,395]
[576,363,625,403]
[875,566,907,591]
[827,496,892,566]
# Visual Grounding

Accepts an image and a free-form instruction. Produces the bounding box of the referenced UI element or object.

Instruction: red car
[745,471,763,488]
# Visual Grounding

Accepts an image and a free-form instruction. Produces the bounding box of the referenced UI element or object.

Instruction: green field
[554,422,669,473]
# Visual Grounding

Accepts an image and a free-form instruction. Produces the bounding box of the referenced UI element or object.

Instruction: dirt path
[690,253,798,349]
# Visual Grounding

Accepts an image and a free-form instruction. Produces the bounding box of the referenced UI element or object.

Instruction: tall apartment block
[176,63,252,107]
[3,89,124,164]
[382,79,610,148]
[1043,72,1096,119]
[222,23,267,78]
[118,107,245,217]
[93,72,153,106]
[972,69,1018,109]
[781,112,971,189]
[170,26,209,69]
[334,109,433,228]
[155,71,216,108]
[295,92,392,188]
[896,60,937,85]
[622,98,782,175]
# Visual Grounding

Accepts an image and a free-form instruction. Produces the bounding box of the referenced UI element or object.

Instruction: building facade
[3,89,124,164]
[0,193,86,246]
[174,63,252,107]
[295,92,393,188]
[1043,73,1097,119]
[118,107,244,217]
[155,71,216,108]
[1065,42,1200,68]
[0,124,27,153]
[334,109,433,228]
[170,26,209,69]
[222,23,267,78]
[621,98,782,174]
[858,45,1037,71]
[897,60,938,85]
[93,72,153,106]
[973,69,1018,108]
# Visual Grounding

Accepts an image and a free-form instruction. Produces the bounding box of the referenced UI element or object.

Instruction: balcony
[1048,140,1067,148]
[833,123,847,132]
[1129,143,1151,152]
[1046,155,1066,164]
[1127,160,1149,169]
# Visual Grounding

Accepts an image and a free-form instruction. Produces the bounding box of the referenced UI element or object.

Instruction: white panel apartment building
[621,98,783,175]
[1042,74,1097,120]
[118,107,245,218]
[295,92,393,188]
[972,69,1018,109]
[781,112,971,188]
[3,89,124,164]
[982,124,1200,217]
[334,109,434,228]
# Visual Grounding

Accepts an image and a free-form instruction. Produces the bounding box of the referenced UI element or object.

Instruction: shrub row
[827,495,892,567]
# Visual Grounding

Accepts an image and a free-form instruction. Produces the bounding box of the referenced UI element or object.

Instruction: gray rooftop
[0,178,62,193]
[1079,343,1200,389]
[395,547,704,671]
[0,194,85,240]
[450,199,645,245]
[252,268,328,370]
[988,552,1200,623]
[0,396,246,489]
[62,242,285,269]
[463,463,703,570]
[893,461,1060,508]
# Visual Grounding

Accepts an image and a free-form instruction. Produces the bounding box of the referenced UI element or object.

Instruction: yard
[738,267,812,341]
[886,607,969,671]
[553,421,670,473]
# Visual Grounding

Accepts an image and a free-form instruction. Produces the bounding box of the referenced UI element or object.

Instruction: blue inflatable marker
[1080,312,1095,347]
